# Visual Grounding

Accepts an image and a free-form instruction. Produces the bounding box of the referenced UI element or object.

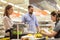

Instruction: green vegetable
[12,31,22,35]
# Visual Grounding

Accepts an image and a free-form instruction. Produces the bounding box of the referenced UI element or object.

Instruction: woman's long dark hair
[56,12,60,23]
[4,5,12,18]
[51,11,60,25]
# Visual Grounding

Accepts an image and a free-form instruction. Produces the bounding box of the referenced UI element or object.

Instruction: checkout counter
[0,21,60,40]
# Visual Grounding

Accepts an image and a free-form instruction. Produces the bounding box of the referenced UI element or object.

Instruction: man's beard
[29,12,33,15]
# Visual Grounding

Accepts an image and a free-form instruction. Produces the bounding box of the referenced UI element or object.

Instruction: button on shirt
[22,13,38,33]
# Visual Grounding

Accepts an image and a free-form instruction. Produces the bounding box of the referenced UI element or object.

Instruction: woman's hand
[40,29,46,35]
[40,29,57,37]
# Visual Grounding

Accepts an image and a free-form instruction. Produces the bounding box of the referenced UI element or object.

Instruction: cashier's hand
[40,29,57,37]
[40,29,46,34]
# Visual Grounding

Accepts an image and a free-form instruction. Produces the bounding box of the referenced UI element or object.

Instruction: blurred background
[0,0,60,39]
[0,0,60,28]
[0,0,60,25]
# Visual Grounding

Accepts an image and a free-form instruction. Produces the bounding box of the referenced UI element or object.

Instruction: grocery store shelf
[39,24,51,26]
[0,36,4,38]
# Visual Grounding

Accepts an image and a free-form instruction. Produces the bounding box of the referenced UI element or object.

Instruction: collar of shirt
[27,13,34,20]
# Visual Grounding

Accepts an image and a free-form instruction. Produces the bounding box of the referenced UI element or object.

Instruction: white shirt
[3,16,13,30]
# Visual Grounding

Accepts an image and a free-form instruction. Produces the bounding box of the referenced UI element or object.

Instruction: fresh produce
[27,34,33,36]
[12,31,16,34]
[27,33,43,38]
[40,30,46,34]
[12,31,22,35]
[34,33,43,38]
[45,36,49,40]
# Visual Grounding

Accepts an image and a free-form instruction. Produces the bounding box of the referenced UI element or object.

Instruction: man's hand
[36,26,41,32]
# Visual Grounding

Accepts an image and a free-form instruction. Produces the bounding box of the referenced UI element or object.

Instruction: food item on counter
[21,36,30,40]
[2,38,10,40]
[17,31,22,34]
[27,33,43,38]
[46,36,49,40]
[21,36,35,40]
[21,38,29,40]
[12,31,17,34]
[12,31,22,35]
[48,27,52,31]
[34,33,43,38]
[27,34,33,36]
[40,30,46,34]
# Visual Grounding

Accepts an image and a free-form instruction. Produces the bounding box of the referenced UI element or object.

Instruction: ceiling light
[8,3,14,6]
[0,7,3,9]
[14,5,20,8]
[14,11,18,13]
[24,9,28,11]
[0,0,28,11]
[44,10,51,14]
[1,0,7,3]
[0,12,3,13]
[56,4,60,10]
[15,5,24,9]
[14,5,27,11]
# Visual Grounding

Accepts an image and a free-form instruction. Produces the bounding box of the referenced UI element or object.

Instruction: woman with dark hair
[41,11,60,38]
[3,5,14,38]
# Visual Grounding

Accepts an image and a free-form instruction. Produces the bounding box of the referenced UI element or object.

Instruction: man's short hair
[28,5,33,9]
